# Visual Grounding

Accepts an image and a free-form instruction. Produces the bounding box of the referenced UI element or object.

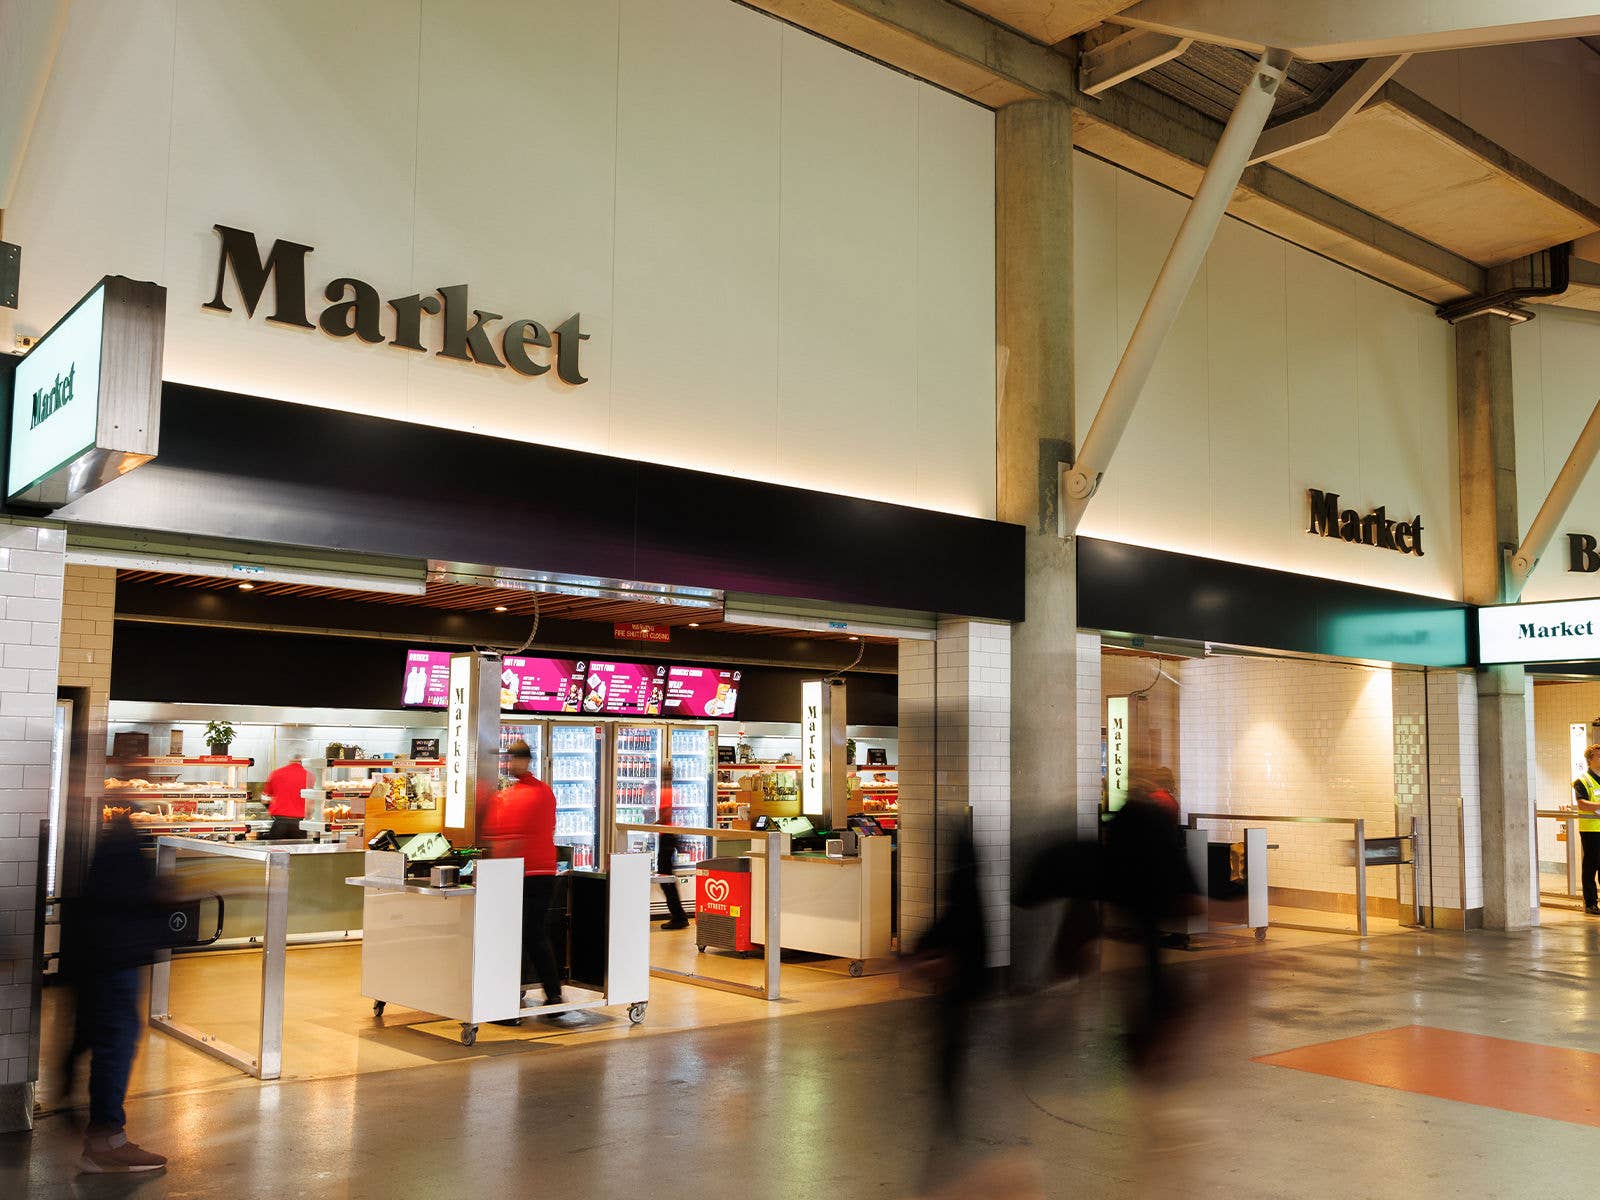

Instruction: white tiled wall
[897,620,1011,966]
[57,566,115,875]
[0,522,65,1120]
[1393,669,1482,913]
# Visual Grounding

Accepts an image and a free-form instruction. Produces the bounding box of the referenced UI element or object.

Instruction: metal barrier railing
[1185,812,1416,937]
[1535,809,1585,902]
[147,835,360,1080]
[615,824,782,1001]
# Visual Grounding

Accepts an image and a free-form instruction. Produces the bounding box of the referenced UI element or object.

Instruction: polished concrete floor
[8,910,1598,1197]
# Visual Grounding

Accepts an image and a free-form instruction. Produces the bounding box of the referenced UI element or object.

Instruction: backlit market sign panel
[5,276,164,507]
[1478,598,1600,665]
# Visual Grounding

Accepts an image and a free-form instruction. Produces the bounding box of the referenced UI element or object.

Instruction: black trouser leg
[1581,832,1600,908]
[661,880,688,924]
[521,874,563,1001]
[265,816,300,840]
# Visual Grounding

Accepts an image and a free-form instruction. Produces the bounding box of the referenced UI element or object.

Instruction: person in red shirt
[479,740,563,1007]
[262,755,313,840]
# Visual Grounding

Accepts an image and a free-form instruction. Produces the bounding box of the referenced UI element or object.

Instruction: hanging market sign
[1478,597,1600,665]
[4,275,164,508]
[1307,489,1424,557]
[1107,696,1130,813]
[203,224,589,382]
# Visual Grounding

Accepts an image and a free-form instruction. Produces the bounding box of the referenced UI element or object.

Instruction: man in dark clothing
[60,814,167,1173]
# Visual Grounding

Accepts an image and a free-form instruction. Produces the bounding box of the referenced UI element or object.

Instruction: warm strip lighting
[493,605,508,612]
[238,583,255,591]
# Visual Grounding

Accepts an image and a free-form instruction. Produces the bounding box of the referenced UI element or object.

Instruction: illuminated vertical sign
[1107,696,1130,812]
[802,680,823,809]
[1572,723,1590,786]
[445,653,473,829]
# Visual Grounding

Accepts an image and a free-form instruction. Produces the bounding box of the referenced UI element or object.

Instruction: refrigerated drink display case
[547,723,604,870]
[613,725,663,854]
[498,720,545,786]
[667,725,717,869]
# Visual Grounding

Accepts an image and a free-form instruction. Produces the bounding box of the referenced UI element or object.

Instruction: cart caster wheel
[460,1023,477,1047]
[848,960,864,978]
[1255,927,1268,942]
[628,1003,648,1025]
[372,1000,386,1017]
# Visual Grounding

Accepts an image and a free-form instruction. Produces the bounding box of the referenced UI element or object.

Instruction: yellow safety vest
[1575,772,1600,833]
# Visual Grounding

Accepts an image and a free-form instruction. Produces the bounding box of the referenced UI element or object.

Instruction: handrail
[614,822,781,1001]
[1187,811,1373,936]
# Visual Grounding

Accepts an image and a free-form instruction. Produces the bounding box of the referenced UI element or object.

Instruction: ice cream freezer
[347,851,651,1045]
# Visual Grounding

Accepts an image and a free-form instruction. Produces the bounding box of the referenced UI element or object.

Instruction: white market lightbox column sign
[1479,598,1600,665]
[4,275,164,508]
[1107,696,1130,812]
[1572,724,1590,783]
[802,679,848,827]
[443,651,501,845]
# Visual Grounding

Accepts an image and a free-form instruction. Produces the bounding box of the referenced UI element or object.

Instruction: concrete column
[996,99,1076,983]
[0,521,66,1133]
[1455,313,1534,930]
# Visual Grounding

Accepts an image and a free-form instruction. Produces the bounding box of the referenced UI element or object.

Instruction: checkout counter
[745,829,893,972]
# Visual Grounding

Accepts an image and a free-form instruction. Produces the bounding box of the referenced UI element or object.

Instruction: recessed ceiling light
[493,605,508,613]
[687,622,699,627]
[848,635,859,641]
[238,582,254,591]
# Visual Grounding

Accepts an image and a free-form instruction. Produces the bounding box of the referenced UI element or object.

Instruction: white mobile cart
[347,851,650,1045]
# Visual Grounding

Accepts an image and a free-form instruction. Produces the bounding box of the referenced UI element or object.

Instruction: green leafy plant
[204,721,237,750]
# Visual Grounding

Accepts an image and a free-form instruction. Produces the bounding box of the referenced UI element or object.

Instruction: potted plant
[204,721,237,757]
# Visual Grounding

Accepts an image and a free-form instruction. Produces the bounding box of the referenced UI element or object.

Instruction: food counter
[747,833,892,970]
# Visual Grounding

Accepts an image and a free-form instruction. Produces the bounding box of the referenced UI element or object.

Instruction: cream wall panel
[915,88,998,520]
[777,31,920,508]
[1074,154,1461,601]
[610,0,782,472]
[5,0,995,523]
[1514,308,1600,601]
[0,0,173,341]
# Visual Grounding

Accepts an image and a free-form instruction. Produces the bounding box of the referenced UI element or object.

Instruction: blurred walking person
[59,813,167,1173]
[262,752,313,840]
[481,739,564,1009]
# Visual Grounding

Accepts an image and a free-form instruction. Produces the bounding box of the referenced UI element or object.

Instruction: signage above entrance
[1307,489,1424,557]
[1478,597,1600,665]
[203,225,588,383]
[4,275,164,508]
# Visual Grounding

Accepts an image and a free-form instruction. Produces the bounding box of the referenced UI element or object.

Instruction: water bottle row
[555,811,594,835]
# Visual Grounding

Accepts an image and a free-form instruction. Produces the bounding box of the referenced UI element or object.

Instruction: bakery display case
[102,756,256,844]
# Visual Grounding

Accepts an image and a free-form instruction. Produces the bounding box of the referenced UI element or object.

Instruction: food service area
[32,560,923,1092]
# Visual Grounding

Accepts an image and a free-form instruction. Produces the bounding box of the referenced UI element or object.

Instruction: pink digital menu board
[401,649,453,708]
[581,661,666,716]
[666,665,741,719]
[499,657,586,714]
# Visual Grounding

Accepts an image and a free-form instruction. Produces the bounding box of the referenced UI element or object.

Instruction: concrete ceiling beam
[1249,54,1408,164]
[1076,77,1485,301]
[1113,0,1600,62]
[1079,28,1191,96]
[737,0,1072,106]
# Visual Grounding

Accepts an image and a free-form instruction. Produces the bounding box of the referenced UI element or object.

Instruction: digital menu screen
[666,665,741,719]
[401,649,453,708]
[500,657,586,714]
[582,661,666,716]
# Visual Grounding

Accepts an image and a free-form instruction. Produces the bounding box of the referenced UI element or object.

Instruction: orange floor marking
[1254,1025,1600,1128]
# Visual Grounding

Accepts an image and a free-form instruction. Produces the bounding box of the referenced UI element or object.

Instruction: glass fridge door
[498,720,545,787]
[667,725,715,869]
[613,724,663,854]
[548,722,603,870]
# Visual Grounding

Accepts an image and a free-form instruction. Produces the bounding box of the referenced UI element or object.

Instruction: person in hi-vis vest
[1573,743,1600,914]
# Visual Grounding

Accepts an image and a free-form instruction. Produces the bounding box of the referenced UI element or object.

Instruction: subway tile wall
[897,620,1011,966]
[0,522,65,1114]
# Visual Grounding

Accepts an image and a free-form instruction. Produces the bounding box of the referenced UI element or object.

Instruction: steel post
[1355,818,1368,937]
[764,830,781,1001]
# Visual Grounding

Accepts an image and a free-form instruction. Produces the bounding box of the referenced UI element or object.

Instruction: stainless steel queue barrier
[616,824,782,1001]
[1186,812,1393,937]
[147,835,360,1080]
[1535,809,1586,902]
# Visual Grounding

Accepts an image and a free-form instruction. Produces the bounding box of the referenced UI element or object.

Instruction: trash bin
[695,857,752,954]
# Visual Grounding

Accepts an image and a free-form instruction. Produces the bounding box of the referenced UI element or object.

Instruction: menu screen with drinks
[500,657,586,714]
[401,649,453,708]
[582,661,666,716]
[665,665,741,719]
